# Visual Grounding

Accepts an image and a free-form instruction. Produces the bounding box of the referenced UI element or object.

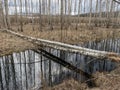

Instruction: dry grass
[48,78,88,90]
[0,32,35,56]
[92,69,120,90]
[46,67,120,90]
[12,24,120,44]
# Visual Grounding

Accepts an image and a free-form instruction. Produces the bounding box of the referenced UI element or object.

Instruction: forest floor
[0,24,120,56]
[12,24,120,44]
[0,31,35,56]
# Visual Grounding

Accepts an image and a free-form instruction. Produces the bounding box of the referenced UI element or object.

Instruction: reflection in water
[0,39,119,90]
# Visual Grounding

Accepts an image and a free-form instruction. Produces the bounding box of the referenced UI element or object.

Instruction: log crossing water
[0,38,119,89]
[0,29,120,62]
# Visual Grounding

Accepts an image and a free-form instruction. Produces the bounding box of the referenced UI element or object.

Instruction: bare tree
[74,0,77,28]
[64,0,67,37]
[89,0,92,27]
[106,0,109,19]
[116,2,120,27]
[106,0,114,28]
[42,0,45,24]
[67,0,72,30]
[31,0,35,31]
[4,0,11,29]
[48,0,53,30]
[19,0,23,31]
[0,0,7,28]
[76,0,81,30]
[0,0,2,28]
[61,0,63,30]
[39,0,42,31]
[99,0,102,18]
[25,0,28,17]
[60,0,64,41]
[94,0,98,27]
[14,0,18,23]
[84,0,86,14]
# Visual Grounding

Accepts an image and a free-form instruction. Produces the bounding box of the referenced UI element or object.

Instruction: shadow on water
[0,39,119,90]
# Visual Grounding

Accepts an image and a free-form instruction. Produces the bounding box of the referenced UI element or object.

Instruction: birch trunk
[89,0,92,28]
[48,0,53,30]
[0,0,6,28]
[14,0,18,23]
[106,0,114,28]
[60,0,63,30]
[4,0,10,29]
[19,0,23,32]
[1,29,120,62]
[94,0,98,27]
[31,0,35,31]
[76,0,81,30]
[68,0,72,30]
[25,0,28,17]
[39,0,42,31]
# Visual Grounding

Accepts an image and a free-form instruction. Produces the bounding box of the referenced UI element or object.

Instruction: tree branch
[113,0,120,4]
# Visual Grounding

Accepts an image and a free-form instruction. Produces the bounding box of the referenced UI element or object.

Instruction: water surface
[0,39,119,90]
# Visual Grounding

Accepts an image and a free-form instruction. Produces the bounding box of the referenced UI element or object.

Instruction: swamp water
[0,39,119,90]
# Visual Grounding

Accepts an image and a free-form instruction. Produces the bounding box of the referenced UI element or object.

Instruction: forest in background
[0,0,119,31]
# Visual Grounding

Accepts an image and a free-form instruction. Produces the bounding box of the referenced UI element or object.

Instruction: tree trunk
[4,0,10,29]
[39,0,42,31]
[94,0,98,27]
[25,0,28,17]
[0,0,7,28]
[89,0,92,28]
[61,0,63,30]
[68,0,72,30]
[14,0,18,23]
[31,0,35,31]
[19,0,23,32]
[107,0,114,28]
[48,0,53,30]
[76,0,81,30]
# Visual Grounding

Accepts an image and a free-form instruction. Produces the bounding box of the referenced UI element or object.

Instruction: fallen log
[0,29,120,62]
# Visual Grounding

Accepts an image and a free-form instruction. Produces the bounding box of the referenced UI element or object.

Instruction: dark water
[0,39,119,90]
